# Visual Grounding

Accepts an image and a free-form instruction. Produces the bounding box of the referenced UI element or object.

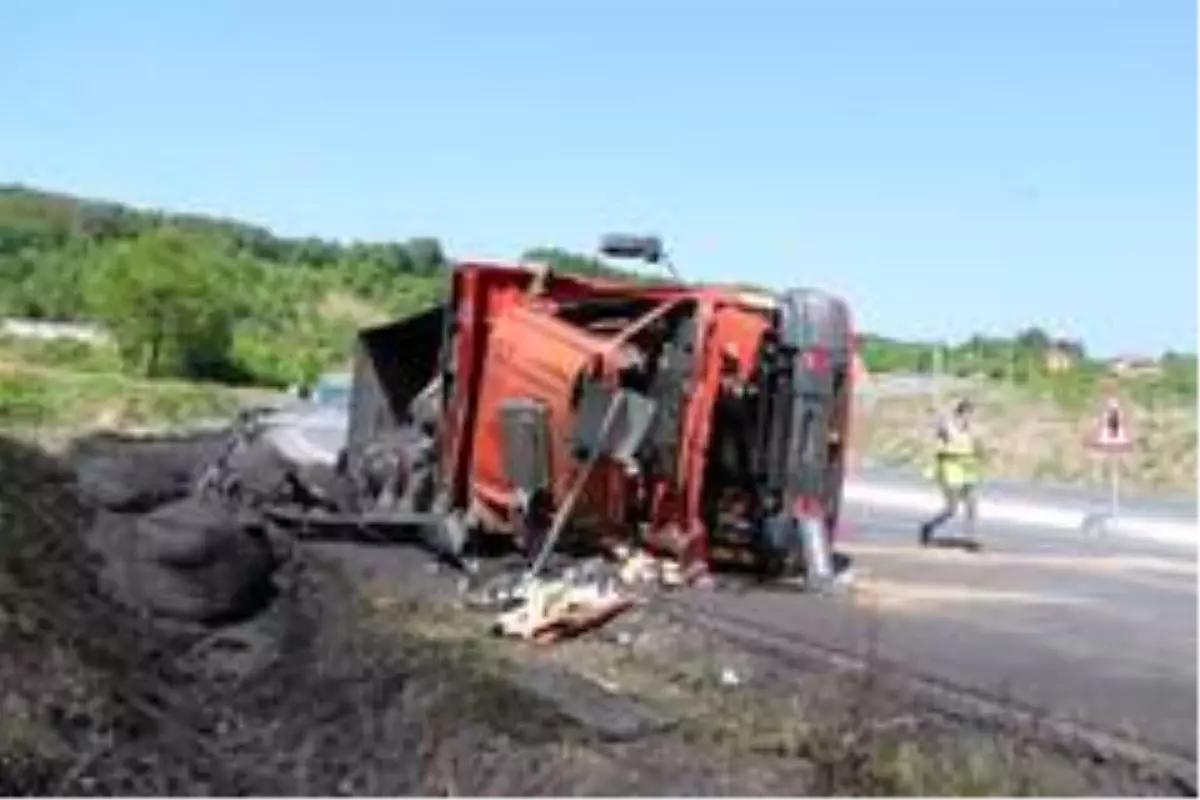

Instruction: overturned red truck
[319,235,856,587]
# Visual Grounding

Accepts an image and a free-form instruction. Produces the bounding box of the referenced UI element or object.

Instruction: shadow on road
[926,535,984,553]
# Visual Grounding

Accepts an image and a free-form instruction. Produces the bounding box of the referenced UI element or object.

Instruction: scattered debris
[614,545,688,587]
[492,571,636,645]
[719,667,743,688]
[478,544,734,646]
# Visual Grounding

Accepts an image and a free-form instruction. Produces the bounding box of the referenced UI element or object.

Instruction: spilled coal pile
[0,431,724,796]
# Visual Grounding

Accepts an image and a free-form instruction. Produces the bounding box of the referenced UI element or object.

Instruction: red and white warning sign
[1089,396,1133,452]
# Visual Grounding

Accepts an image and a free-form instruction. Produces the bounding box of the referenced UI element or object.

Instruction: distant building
[1043,346,1076,374]
[1107,354,1162,378]
[0,317,110,345]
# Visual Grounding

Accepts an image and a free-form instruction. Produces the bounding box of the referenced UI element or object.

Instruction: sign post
[1084,395,1133,535]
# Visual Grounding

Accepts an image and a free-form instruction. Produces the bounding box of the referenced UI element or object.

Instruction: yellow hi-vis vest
[933,419,981,488]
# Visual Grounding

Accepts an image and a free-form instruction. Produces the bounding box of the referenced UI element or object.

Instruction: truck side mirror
[598,234,664,264]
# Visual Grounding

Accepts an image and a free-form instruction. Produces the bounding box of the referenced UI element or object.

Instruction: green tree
[13,244,89,318]
[85,227,237,379]
[406,237,446,275]
[1015,326,1051,354]
[859,334,929,373]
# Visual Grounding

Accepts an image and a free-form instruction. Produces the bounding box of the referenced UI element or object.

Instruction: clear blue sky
[2,0,1195,356]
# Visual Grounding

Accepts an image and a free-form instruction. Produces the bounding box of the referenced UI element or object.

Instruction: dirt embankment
[854,387,1197,496]
[0,434,835,795]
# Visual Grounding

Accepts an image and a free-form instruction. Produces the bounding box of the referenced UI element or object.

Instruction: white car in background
[309,373,352,410]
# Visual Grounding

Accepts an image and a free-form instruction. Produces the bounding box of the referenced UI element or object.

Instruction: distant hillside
[0,183,1193,404]
[0,183,444,320]
[0,183,448,271]
[0,184,643,386]
[0,184,659,308]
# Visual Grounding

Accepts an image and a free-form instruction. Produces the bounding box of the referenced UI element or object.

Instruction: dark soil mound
[69,430,230,512]
[0,434,769,795]
[70,431,285,625]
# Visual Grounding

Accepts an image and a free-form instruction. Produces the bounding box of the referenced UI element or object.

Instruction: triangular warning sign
[1094,398,1131,448]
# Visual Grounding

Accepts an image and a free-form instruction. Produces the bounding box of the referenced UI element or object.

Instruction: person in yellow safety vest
[919,397,983,547]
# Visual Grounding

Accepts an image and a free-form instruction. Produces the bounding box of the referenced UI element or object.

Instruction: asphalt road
[683,508,1198,762]
[271,397,1197,763]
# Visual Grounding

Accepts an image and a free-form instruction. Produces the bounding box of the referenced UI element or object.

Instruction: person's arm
[933,418,952,456]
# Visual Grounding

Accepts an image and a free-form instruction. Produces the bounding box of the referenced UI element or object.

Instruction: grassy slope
[0,337,266,445]
[854,380,1197,497]
[0,273,406,439]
